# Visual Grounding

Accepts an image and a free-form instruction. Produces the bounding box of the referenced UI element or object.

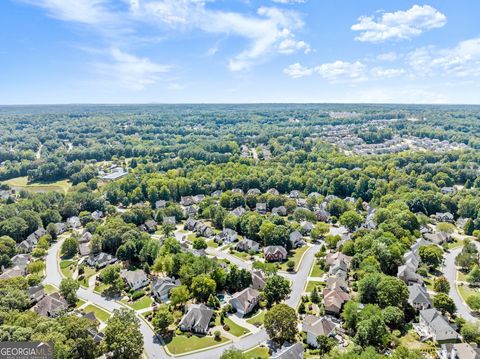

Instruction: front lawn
[2,176,71,194]
[166,334,228,355]
[79,266,96,287]
[231,250,250,261]
[305,280,323,293]
[224,317,249,336]
[280,245,310,271]
[84,304,111,323]
[246,310,266,326]
[60,259,76,278]
[309,263,324,277]
[94,282,108,294]
[44,284,57,294]
[458,284,478,305]
[76,299,86,308]
[126,296,153,311]
[206,239,219,248]
[244,346,269,359]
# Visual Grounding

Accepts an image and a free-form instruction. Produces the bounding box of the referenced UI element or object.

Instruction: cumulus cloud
[95,48,171,90]
[283,63,313,78]
[407,37,480,77]
[370,67,405,78]
[283,60,367,82]
[271,0,305,4]
[351,4,446,42]
[377,52,398,61]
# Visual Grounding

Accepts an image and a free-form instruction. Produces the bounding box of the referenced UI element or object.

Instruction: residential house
[79,231,93,243]
[214,228,238,244]
[87,252,117,268]
[315,209,330,223]
[424,231,450,245]
[236,239,259,253]
[256,203,267,215]
[300,221,314,234]
[179,303,213,334]
[163,216,176,226]
[270,342,304,359]
[79,242,91,257]
[329,259,349,280]
[302,315,336,348]
[11,254,30,270]
[408,284,432,310]
[155,200,166,209]
[0,266,25,280]
[230,287,260,317]
[230,207,246,217]
[272,206,287,216]
[120,269,149,291]
[33,293,68,317]
[325,252,352,267]
[28,285,45,303]
[251,270,266,290]
[151,277,179,302]
[67,216,81,229]
[247,188,261,196]
[289,231,306,248]
[441,187,457,196]
[144,220,157,233]
[211,190,222,197]
[267,188,280,196]
[435,212,454,223]
[397,263,423,285]
[91,211,104,220]
[417,308,459,343]
[180,196,194,206]
[440,343,480,359]
[263,246,288,262]
[232,188,244,195]
[322,288,350,315]
[289,190,301,199]
[54,222,67,235]
[326,277,349,293]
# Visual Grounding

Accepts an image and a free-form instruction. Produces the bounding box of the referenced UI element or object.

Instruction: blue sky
[1,0,479,104]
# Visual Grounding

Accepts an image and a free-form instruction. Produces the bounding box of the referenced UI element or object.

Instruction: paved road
[443,244,480,323]
[44,239,319,358]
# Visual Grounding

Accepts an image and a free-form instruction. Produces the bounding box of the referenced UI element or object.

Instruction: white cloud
[315,61,367,82]
[277,37,311,54]
[271,0,305,4]
[377,52,398,61]
[407,37,480,77]
[370,67,405,78]
[351,5,446,43]
[95,48,171,90]
[283,63,313,78]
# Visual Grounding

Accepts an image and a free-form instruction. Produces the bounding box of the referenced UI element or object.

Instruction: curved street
[44,238,319,358]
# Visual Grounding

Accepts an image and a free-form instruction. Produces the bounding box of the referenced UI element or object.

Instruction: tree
[310,286,320,303]
[460,321,480,344]
[60,278,80,306]
[316,335,336,355]
[341,300,360,331]
[382,306,404,330]
[286,260,295,271]
[0,217,28,242]
[264,304,297,345]
[358,273,382,304]
[0,236,16,258]
[467,294,480,312]
[467,265,480,286]
[377,276,408,308]
[339,210,363,232]
[169,285,191,307]
[152,306,174,334]
[433,276,450,293]
[61,236,78,258]
[419,245,443,269]
[193,237,207,250]
[263,275,291,305]
[191,274,216,302]
[354,315,388,348]
[310,222,330,240]
[104,308,143,359]
[433,293,456,315]
[465,219,475,236]
[220,348,244,359]
[161,223,175,238]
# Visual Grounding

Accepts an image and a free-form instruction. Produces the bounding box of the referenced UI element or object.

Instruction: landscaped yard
[79,266,96,287]
[84,304,111,323]
[244,346,269,359]
[94,282,108,294]
[447,239,465,249]
[224,317,249,336]
[399,331,434,351]
[246,310,266,326]
[280,245,310,271]
[44,284,57,294]
[231,250,250,261]
[125,296,153,311]
[309,262,324,277]
[76,299,86,308]
[2,176,71,194]
[305,280,323,293]
[166,334,228,355]
[206,239,219,248]
[458,284,478,305]
[60,259,76,278]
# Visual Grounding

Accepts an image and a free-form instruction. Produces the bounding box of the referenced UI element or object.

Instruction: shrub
[131,290,145,301]
[223,324,230,331]
[214,330,221,340]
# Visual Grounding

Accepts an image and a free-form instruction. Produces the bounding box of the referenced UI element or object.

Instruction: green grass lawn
[244,346,269,359]
[84,304,111,323]
[280,245,310,271]
[59,259,76,278]
[2,176,71,194]
[126,296,153,311]
[187,233,197,242]
[79,266,96,287]
[44,284,57,294]
[94,282,108,294]
[458,270,468,282]
[76,299,86,308]
[166,334,228,355]
[309,263,324,277]
[231,250,250,261]
[458,284,478,305]
[141,310,153,319]
[224,317,249,337]
[398,331,433,351]
[246,310,266,326]
[305,280,324,293]
[447,239,465,250]
[206,239,219,248]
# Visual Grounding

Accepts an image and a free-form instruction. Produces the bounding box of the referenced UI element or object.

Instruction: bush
[214,330,221,340]
[223,324,230,331]
[131,290,145,301]
[286,260,295,271]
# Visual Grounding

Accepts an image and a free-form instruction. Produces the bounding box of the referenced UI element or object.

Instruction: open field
[2,176,71,194]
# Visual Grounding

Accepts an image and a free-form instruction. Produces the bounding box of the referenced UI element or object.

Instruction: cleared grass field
[244,346,269,359]
[3,176,71,194]
[224,317,249,336]
[166,334,228,355]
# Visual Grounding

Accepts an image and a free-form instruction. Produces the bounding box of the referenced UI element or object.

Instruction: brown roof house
[322,288,350,315]
[229,287,260,317]
[251,270,266,290]
[263,246,288,262]
[33,293,68,317]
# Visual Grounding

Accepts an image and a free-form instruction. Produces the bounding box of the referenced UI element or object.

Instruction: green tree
[310,222,330,240]
[191,274,216,302]
[59,278,80,306]
[61,236,78,258]
[433,276,450,293]
[460,321,480,344]
[467,294,480,312]
[169,285,191,307]
[382,306,404,330]
[467,265,480,286]
[104,308,143,359]
[316,335,336,355]
[465,219,475,236]
[220,348,244,359]
[419,245,443,269]
[263,275,291,305]
[354,315,388,348]
[0,235,17,257]
[433,293,456,315]
[152,306,174,334]
[339,210,363,232]
[264,304,297,345]
[193,237,207,250]
[377,276,408,308]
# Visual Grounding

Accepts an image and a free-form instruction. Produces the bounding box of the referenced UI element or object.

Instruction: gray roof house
[28,285,45,303]
[87,252,117,268]
[33,293,68,317]
[251,270,266,290]
[302,315,336,348]
[256,203,267,215]
[163,216,176,225]
[152,277,179,302]
[440,343,480,359]
[408,284,432,310]
[179,303,213,334]
[229,287,260,317]
[270,342,304,359]
[300,221,314,234]
[397,263,423,285]
[214,228,238,244]
[120,269,150,291]
[272,206,287,216]
[289,231,305,248]
[417,308,459,343]
[236,239,259,253]
[247,188,261,195]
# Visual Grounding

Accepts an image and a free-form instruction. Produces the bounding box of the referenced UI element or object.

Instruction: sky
[0,0,480,105]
